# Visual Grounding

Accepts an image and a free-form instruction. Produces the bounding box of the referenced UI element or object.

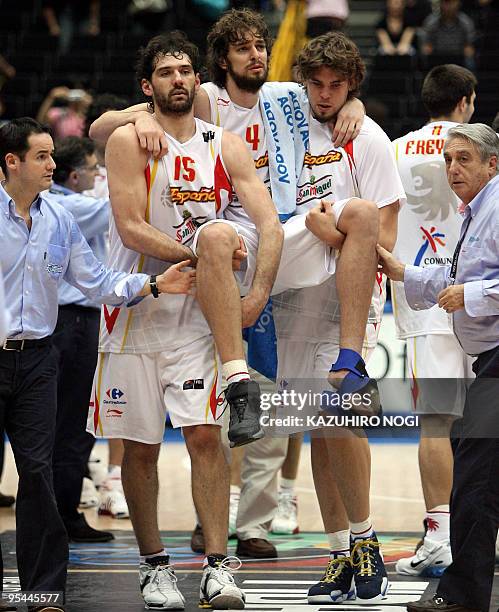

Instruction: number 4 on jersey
[174,156,196,182]
[246,124,260,151]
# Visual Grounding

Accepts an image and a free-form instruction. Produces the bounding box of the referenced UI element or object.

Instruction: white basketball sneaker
[140,556,185,610]
[199,555,245,609]
[396,537,452,577]
[228,490,240,538]
[79,476,99,509]
[271,490,299,535]
[98,476,129,519]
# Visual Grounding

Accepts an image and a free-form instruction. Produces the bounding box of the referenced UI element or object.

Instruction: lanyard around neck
[449,214,472,285]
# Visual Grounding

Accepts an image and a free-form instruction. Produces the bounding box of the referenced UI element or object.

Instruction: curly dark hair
[297,32,366,97]
[135,31,201,85]
[207,8,273,87]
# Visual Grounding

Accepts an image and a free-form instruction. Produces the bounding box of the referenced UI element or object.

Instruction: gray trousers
[236,434,288,540]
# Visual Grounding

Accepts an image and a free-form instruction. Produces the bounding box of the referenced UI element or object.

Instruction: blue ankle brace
[330,348,375,396]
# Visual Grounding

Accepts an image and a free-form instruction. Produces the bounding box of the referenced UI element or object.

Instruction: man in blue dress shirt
[45,136,114,544]
[0,117,195,612]
[378,123,499,612]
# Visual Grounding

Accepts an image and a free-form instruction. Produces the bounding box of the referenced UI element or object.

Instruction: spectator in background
[404,0,432,27]
[306,0,349,37]
[421,0,475,68]
[0,55,15,84]
[376,0,416,55]
[0,55,15,125]
[461,0,499,31]
[37,86,93,140]
[127,0,171,35]
[42,0,100,54]
[84,94,128,199]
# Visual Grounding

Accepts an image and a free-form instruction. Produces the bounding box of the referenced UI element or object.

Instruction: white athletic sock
[350,517,374,541]
[230,485,241,498]
[426,506,450,543]
[107,464,121,478]
[327,529,350,557]
[280,477,295,493]
[140,548,168,564]
[223,360,250,384]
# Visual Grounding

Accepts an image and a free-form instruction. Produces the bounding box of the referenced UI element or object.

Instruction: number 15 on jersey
[174,156,196,182]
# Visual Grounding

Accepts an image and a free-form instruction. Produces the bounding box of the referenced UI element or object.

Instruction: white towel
[259,82,310,221]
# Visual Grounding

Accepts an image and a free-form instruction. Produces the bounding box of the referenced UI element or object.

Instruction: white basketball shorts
[406,333,475,416]
[87,335,222,444]
[191,198,354,296]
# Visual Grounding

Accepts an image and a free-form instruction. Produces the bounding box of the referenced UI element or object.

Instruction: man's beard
[227,60,268,93]
[311,107,336,124]
[154,85,196,115]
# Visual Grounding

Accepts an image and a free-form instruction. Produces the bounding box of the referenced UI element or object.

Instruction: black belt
[2,337,52,351]
[59,304,99,313]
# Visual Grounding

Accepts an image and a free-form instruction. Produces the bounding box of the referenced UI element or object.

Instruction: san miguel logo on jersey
[216,97,230,107]
[173,210,207,244]
[406,160,457,221]
[296,174,333,206]
[304,150,342,168]
[414,226,452,266]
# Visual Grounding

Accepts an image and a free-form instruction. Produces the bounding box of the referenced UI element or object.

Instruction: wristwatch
[149,275,160,298]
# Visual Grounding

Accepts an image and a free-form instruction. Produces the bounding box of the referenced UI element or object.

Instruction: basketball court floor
[0,436,497,611]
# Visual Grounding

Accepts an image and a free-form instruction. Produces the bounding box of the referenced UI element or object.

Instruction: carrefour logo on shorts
[103,388,127,407]
[414,225,452,266]
[107,388,123,400]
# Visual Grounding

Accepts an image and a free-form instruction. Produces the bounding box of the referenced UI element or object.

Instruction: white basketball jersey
[99,119,232,354]
[273,115,405,347]
[202,82,269,224]
[392,121,460,339]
